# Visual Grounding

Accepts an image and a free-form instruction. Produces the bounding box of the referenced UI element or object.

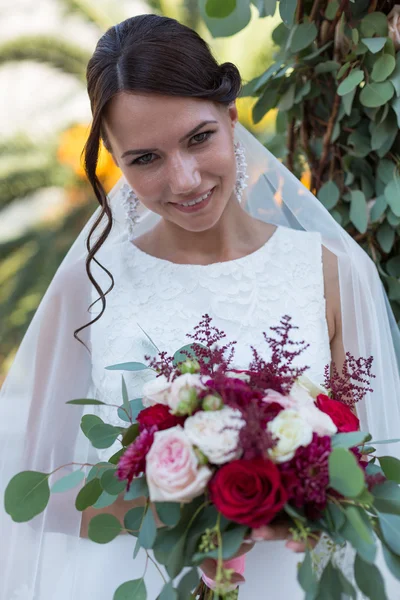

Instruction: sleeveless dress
[72,224,333,600]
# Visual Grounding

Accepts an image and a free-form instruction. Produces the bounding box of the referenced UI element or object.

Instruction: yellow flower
[300,168,311,190]
[57,124,121,192]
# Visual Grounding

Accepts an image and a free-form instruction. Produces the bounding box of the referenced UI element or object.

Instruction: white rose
[142,374,171,407]
[262,388,292,409]
[267,409,313,463]
[184,406,245,464]
[168,373,206,412]
[288,381,316,408]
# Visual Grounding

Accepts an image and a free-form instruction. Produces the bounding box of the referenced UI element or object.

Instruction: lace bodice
[89,225,331,436]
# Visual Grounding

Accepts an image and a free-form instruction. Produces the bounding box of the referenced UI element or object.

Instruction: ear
[228,101,239,129]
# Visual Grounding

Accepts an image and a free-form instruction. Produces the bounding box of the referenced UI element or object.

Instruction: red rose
[316,394,359,433]
[209,458,288,528]
[137,403,185,432]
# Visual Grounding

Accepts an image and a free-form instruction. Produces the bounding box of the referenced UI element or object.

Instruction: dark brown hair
[74,14,242,348]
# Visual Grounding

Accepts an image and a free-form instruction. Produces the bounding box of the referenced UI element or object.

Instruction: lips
[170,187,215,214]
[172,187,214,206]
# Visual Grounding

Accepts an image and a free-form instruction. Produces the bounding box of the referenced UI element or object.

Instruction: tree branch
[316,93,341,188]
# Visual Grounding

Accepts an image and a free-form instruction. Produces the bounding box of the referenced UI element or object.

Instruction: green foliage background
[201,0,400,325]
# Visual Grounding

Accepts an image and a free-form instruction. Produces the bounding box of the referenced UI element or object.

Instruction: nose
[167,152,201,196]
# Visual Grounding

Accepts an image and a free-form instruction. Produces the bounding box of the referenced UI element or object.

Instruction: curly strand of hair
[73,118,115,351]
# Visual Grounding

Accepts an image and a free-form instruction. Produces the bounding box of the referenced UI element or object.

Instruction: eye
[191,130,214,144]
[130,153,155,166]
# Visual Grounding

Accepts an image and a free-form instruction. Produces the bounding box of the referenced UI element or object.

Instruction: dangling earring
[121,182,140,241]
[234,140,249,204]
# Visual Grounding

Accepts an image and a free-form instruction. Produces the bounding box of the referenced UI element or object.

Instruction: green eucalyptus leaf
[298,549,318,593]
[121,423,140,447]
[361,37,387,53]
[278,84,296,111]
[279,0,297,28]
[315,60,339,74]
[331,431,370,449]
[124,476,149,500]
[121,375,130,412]
[360,81,394,107]
[51,470,85,493]
[290,23,318,53]
[205,0,236,18]
[382,542,400,580]
[199,0,251,37]
[93,490,118,509]
[158,581,178,600]
[371,194,388,223]
[350,190,368,233]
[373,481,400,515]
[75,478,103,511]
[387,256,400,277]
[378,512,400,554]
[155,502,181,527]
[251,0,277,18]
[177,567,200,600]
[252,87,278,123]
[124,505,146,535]
[139,507,157,549]
[325,1,339,21]
[329,447,365,497]
[105,362,149,371]
[378,456,400,483]
[354,553,388,600]
[372,54,396,82]
[342,87,357,116]
[67,399,106,405]
[81,414,103,437]
[118,398,144,423]
[326,503,346,531]
[87,461,114,483]
[341,509,377,563]
[345,506,374,544]
[361,12,388,38]
[337,69,364,96]
[317,180,340,210]
[294,80,311,103]
[100,468,126,495]
[5,471,50,522]
[317,561,343,599]
[377,222,395,253]
[88,423,123,449]
[114,579,146,600]
[390,54,400,96]
[384,177,400,217]
[88,513,122,543]
[391,96,400,128]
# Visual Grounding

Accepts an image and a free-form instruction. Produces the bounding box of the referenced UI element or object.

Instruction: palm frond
[0,36,91,81]
[0,161,71,210]
[58,0,125,30]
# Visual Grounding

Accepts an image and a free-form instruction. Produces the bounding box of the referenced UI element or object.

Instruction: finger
[251,522,291,541]
[200,558,217,579]
[232,540,255,558]
[286,537,319,553]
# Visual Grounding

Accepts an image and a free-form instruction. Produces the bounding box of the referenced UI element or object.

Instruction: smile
[170,187,215,214]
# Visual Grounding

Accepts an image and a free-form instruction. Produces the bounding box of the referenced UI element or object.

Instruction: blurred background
[2,0,400,383]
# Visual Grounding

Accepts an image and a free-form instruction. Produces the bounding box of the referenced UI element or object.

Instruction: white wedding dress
[72,224,333,600]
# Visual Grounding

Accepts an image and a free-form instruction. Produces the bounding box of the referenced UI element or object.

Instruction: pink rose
[145,426,212,502]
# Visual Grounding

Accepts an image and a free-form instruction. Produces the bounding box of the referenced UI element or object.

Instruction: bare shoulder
[321,244,341,343]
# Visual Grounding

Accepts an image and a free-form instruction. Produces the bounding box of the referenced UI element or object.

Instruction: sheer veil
[1,121,400,598]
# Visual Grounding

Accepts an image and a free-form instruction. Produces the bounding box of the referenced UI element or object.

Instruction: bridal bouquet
[5,315,400,600]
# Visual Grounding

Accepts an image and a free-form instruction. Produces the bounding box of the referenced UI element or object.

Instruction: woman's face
[103,93,238,233]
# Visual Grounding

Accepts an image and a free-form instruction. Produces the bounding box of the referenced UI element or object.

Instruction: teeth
[181,189,212,207]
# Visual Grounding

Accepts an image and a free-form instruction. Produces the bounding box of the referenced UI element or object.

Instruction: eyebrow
[120,120,218,159]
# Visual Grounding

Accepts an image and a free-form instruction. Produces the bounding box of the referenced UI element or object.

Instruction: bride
[1,14,400,600]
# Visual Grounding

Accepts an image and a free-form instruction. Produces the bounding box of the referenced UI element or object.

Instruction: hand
[200,539,255,586]
[251,515,320,553]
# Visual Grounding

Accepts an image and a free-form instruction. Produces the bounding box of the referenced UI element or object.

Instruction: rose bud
[174,387,199,416]
[179,358,201,374]
[202,394,223,411]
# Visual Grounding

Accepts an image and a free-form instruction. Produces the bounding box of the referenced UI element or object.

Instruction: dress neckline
[129,225,282,268]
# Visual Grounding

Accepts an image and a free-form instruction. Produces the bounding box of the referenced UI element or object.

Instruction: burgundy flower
[136,403,185,432]
[366,472,386,491]
[117,426,156,489]
[316,394,360,432]
[279,433,331,520]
